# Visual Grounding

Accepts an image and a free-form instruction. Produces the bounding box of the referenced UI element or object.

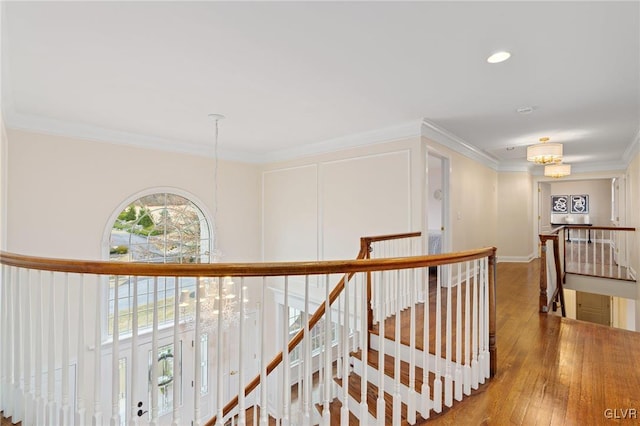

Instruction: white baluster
[194,277,202,426]
[407,268,416,425]
[600,230,605,276]
[322,275,331,426]
[23,269,33,426]
[131,277,140,426]
[34,270,46,425]
[46,271,57,424]
[484,258,491,379]
[420,267,431,419]
[609,231,614,278]
[0,266,8,416]
[216,277,223,426]
[432,265,442,413]
[238,278,246,426]
[92,275,103,426]
[360,272,368,423]
[463,263,471,397]
[111,276,120,426]
[478,260,486,384]
[260,277,268,426]
[592,229,597,275]
[282,277,290,426]
[393,271,401,426]
[12,267,22,423]
[471,260,479,390]
[76,274,87,426]
[301,275,311,426]
[444,265,453,408]
[150,276,159,426]
[60,273,71,425]
[340,274,350,426]
[376,271,385,426]
[455,263,463,402]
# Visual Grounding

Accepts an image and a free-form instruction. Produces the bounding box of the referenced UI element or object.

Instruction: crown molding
[623,128,640,166]
[420,119,500,170]
[3,111,261,162]
[261,120,423,163]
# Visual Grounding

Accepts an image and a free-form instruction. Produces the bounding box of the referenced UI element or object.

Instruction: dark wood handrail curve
[0,247,492,278]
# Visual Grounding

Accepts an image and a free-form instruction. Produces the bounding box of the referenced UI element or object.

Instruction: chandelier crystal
[527,137,563,164]
[180,277,248,331]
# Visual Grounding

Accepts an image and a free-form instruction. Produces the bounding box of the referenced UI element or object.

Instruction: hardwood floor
[418,260,640,425]
[3,260,640,425]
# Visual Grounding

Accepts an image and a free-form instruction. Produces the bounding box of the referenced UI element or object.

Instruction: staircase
[325,298,492,426]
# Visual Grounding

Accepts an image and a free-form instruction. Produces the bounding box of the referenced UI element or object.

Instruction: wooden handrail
[538,226,636,314]
[546,225,636,232]
[360,231,422,244]
[0,247,493,278]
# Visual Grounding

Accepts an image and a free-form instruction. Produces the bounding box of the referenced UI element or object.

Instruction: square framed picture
[551,195,569,214]
[570,194,589,214]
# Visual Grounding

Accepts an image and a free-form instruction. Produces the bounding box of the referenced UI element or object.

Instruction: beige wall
[497,172,534,261]
[6,129,261,262]
[549,179,612,226]
[5,129,263,412]
[1,113,7,250]
[424,138,498,253]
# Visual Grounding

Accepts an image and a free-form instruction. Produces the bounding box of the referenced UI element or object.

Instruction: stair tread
[334,371,427,425]
[352,348,430,391]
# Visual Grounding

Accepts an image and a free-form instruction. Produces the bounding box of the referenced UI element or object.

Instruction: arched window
[107,191,212,335]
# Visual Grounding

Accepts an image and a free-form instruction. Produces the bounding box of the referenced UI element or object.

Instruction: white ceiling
[2,1,639,171]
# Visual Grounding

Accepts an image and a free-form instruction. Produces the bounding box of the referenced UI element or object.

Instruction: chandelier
[177,114,248,331]
[527,137,563,164]
[544,162,571,178]
[180,277,248,331]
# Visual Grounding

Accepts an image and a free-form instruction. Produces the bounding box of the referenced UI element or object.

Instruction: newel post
[488,249,497,378]
[360,237,375,350]
[539,236,549,313]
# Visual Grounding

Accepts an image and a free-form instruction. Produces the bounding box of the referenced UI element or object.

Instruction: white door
[222,311,260,416]
[134,337,184,426]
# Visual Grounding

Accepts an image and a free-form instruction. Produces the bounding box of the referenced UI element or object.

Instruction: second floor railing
[1,233,497,426]
[539,225,636,314]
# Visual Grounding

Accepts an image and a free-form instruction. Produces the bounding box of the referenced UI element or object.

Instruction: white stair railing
[0,237,496,426]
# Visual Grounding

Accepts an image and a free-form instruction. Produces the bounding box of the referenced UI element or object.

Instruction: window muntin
[288,307,337,364]
[108,193,211,335]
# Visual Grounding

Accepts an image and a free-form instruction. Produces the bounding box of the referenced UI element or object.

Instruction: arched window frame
[101,187,214,340]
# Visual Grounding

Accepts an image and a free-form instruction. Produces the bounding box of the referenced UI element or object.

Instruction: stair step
[352,347,427,392]
[334,371,426,426]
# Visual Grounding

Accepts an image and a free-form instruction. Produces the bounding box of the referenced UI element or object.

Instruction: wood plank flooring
[419,260,640,425]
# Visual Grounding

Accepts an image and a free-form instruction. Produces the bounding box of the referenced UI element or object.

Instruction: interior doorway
[426,151,449,255]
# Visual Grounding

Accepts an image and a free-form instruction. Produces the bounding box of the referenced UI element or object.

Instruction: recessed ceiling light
[487,51,511,64]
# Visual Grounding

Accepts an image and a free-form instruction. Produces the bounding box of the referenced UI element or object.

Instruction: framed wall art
[570,194,589,214]
[551,195,569,214]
